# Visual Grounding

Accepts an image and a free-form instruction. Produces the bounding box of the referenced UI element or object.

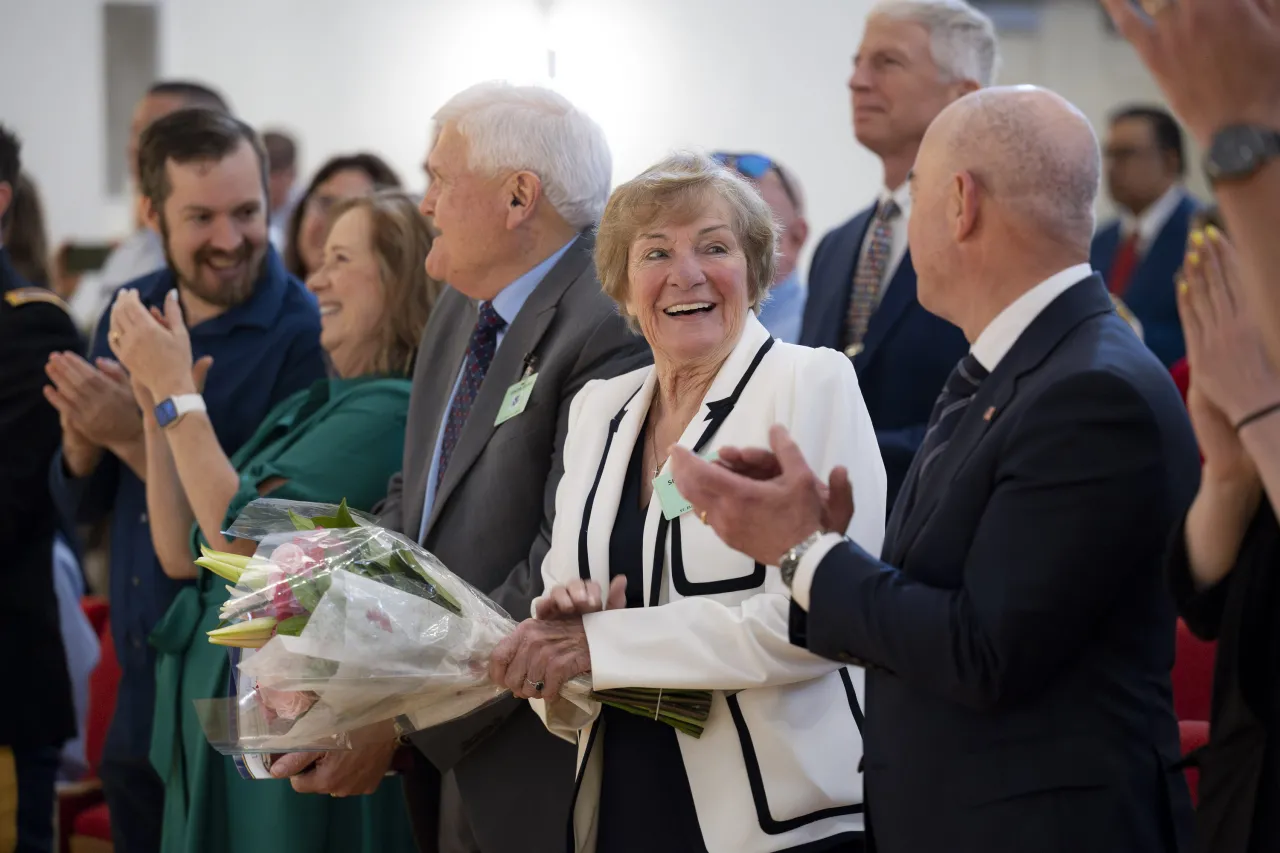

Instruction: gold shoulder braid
[4,287,71,313]
[1109,294,1143,340]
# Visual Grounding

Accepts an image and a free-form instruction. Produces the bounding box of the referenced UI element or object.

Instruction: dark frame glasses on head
[711,151,801,213]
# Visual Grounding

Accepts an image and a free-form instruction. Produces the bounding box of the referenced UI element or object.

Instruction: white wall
[1,0,1204,270]
[994,0,1210,221]
[0,0,131,242]
[159,0,551,200]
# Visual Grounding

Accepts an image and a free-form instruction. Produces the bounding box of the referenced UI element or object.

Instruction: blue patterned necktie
[843,198,900,356]
[915,353,989,484]
[436,302,506,491]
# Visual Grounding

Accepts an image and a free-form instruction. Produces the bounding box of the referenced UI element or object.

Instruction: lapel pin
[983,406,996,422]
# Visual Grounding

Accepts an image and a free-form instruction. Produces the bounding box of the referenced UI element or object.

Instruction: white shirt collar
[1121,184,1185,250]
[879,181,912,220]
[970,263,1094,371]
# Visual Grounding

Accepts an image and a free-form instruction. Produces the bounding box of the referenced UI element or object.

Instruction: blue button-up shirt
[49,247,326,760]
[757,270,806,344]
[419,239,575,540]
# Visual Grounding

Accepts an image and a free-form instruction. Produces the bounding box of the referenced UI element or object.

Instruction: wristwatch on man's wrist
[779,531,825,588]
[1204,124,1280,184]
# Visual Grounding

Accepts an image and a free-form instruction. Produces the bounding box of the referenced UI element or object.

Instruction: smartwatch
[154,394,206,428]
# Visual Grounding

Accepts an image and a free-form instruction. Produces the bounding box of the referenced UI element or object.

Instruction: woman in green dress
[111,191,442,853]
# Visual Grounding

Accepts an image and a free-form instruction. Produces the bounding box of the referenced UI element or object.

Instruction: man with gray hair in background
[801,0,998,511]
[269,82,650,853]
[61,80,230,334]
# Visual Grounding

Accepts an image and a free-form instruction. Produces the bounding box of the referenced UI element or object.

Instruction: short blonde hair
[595,152,777,331]
[327,190,444,376]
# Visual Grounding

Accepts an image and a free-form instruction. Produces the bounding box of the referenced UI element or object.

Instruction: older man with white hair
[269,82,650,853]
[672,86,1198,852]
[801,0,998,511]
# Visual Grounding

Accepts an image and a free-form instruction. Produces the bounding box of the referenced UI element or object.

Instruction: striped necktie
[915,353,989,484]
[436,301,506,491]
[843,198,900,356]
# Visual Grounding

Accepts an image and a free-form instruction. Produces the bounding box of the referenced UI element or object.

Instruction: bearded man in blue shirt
[46,108,326,853]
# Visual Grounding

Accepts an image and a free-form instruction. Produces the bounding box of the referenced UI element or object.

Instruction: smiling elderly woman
[488,153,888,853]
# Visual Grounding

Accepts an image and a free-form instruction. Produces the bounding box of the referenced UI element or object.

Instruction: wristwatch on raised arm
[1204,125,1280,184]
[154,394,206,429]
[779,531,825,588]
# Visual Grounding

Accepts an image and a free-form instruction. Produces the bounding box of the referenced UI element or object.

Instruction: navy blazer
[801,204,968,509]
[792,276,1198,853]
[1091,193,1198,367]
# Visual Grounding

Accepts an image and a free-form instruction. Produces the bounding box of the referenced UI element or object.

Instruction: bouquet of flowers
[193,499,711,757]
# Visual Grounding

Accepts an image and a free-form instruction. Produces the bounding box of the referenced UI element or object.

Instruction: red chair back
[1173,619,1215,723]
[1179,720,1210,806]
[82,600,122,778]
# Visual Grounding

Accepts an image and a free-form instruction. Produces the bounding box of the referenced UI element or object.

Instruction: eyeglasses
[712,151,801,212]
[1102,145,1161,163]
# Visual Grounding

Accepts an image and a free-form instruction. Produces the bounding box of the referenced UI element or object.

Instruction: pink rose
[256,684,318,722]
[270,543,310,576]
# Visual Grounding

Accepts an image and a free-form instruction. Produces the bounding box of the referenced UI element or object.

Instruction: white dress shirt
[856,181,912,295]
[1120,184,1187,255]
[790,262,1095,609]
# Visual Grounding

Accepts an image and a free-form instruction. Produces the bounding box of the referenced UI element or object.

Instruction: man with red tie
[1091,105,1199,366]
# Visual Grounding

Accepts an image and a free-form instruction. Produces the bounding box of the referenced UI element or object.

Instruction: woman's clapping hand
[1178,228,1280,484]
[108,288,198,399]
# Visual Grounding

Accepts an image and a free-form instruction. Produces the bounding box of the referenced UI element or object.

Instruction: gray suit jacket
[382,234,651,852]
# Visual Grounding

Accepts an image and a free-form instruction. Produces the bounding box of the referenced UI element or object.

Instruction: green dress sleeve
[232,383,410,515]
[189,381,410,559]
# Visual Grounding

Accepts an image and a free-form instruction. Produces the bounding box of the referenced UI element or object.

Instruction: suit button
[132,638,143,649]
[132,576,141,587]
[140,512,148,523]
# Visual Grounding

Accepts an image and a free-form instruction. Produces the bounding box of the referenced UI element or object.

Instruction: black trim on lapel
[578,386,642,582]
[727,689,865,834]
[888,276,1116,564]
[426,235,593,537]
[577,336,775,605]
[840,668,865,734]
[853,250,916,374]
[669,337,775,597]
[649,516,668,607]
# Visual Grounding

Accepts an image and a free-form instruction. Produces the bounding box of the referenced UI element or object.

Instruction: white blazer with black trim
[531,314,888,853]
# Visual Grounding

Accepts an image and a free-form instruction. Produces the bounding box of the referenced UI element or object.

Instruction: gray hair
[872,0,1001,88]
[433,82,612,230]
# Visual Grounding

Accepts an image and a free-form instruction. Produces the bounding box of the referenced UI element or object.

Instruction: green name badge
[495,373,538,426]
[653,450,719,521]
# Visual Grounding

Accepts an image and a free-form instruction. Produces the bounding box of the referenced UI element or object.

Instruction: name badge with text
[495,373,538,426]
[653,451,720,521]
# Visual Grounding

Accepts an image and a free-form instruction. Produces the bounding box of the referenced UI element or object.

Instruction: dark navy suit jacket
[1091,193,1198,367]
[801,203,968,510]
[792,276,1198,853]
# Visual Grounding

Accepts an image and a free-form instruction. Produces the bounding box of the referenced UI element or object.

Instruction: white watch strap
[170,394,207,417]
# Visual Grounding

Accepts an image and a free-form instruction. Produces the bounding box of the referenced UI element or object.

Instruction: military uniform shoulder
[3,286,71,313]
